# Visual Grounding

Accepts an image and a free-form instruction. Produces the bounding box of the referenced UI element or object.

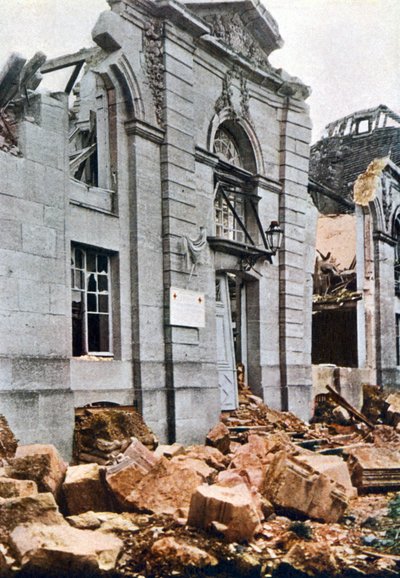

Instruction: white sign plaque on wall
[169,287,205,328]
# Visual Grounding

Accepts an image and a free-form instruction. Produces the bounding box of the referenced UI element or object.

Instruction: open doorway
[216,273,247,410]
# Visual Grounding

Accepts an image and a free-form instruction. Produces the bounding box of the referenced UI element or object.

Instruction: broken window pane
[98,275,108,292]
[87,253,96,272]
[97,254,108,273]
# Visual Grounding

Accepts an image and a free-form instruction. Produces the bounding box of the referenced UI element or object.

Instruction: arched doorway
[211,122,260,409]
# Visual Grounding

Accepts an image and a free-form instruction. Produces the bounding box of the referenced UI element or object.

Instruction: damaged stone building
[0,0,314,458]
[310,105,400,403]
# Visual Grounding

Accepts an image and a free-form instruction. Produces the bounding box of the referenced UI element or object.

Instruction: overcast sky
[1,0,399,142]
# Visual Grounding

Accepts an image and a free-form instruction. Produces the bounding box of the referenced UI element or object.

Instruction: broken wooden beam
[41,48,98,74]
[326,385,374,429]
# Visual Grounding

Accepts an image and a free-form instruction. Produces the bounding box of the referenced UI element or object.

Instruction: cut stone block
[185,445,228,471]
[206,422,231,454]
[170,455,215,480]
[106,438,159,508]
[0,476,37,499]
[0,493,66,543]
[187,483,263,542]
[296,454,357,499]
[231,433,293,470]
[264,451,348,523]
[125,457,204,518]
[63,463,112,515]
[154,443,185,459]
[6,444,67,498]
[217,465,268,492]
[345,446,400,490]
[10,523,123,574]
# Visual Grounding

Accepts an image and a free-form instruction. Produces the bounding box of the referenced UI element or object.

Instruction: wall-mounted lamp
[265,221,283,255]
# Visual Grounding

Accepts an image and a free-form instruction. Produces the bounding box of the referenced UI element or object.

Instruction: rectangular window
[215,190,245,243]
[71,246,112,356]
[397,314,400,366]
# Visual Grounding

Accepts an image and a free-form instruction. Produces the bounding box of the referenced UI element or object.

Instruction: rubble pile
[1,388,400,577]
[0,415,18,463]
[221,385,310,440]
[73,406,158,465]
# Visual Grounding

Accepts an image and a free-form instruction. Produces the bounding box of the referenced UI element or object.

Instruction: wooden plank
[326,385,375,429]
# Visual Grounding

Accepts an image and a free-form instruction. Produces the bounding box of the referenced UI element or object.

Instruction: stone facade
[0,0,313,458]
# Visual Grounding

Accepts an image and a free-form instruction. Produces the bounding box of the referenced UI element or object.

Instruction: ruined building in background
[0,0,313,458]
[310,105,400,402]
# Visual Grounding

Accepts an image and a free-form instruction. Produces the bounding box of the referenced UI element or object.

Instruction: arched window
[394,214,400,295]
[213,127,243,167]
[213,126,249,245]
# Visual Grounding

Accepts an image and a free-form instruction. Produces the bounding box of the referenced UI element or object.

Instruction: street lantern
[265,221,283,254]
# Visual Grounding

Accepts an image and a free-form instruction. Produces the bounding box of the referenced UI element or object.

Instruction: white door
[216,275,238,410]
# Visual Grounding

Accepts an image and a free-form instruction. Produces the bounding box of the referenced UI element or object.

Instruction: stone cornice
[125,119,165,143]
[154,0,210,36]
[251,174,282,194]
[195,146,219,168]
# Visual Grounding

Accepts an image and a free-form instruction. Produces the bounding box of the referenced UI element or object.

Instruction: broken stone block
[154,443,185,459]
[67,510,102,530]
[264,451,348,523]
[123,437,159,463]
[170,455,215,481]
[185,445,229,471]
[345,446,400,490]
[151,536,218,568]
[384,392,400,427]
[6,444,67,499]
[280,541,338,577]
[231,433,293,470]
[62,463,112,515]
[206,422,231,454]
[0,476,37,499]
[187,483,263,543]
[0,493,66,544]
[97,513,139,534]
[10,523,123,574]
[124,457,204,518]
[217,465,268,492]
[106,438,159,508]
[0,415,18,461]
[296,454,357,499]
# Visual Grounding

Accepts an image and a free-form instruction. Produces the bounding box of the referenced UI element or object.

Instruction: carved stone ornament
[205,12,271,72]
[215,66,250,120]
[143,18,164,128]
[181,226,207,273]
[353,157,389,207]
[382,175,394,230]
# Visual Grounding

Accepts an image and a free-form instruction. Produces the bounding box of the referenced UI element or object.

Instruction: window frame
[71,245,113,357]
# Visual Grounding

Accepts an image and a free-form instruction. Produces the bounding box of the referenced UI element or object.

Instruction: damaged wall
[0,0,314,457]
[310,106,400,396]
[0,92,74,457]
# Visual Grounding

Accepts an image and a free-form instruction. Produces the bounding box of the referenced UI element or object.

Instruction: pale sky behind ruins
[0,0,399,142]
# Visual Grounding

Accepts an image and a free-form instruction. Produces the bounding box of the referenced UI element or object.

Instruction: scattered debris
[0,415,18,462]
[73,406,158,464]
[1,394,400,576]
